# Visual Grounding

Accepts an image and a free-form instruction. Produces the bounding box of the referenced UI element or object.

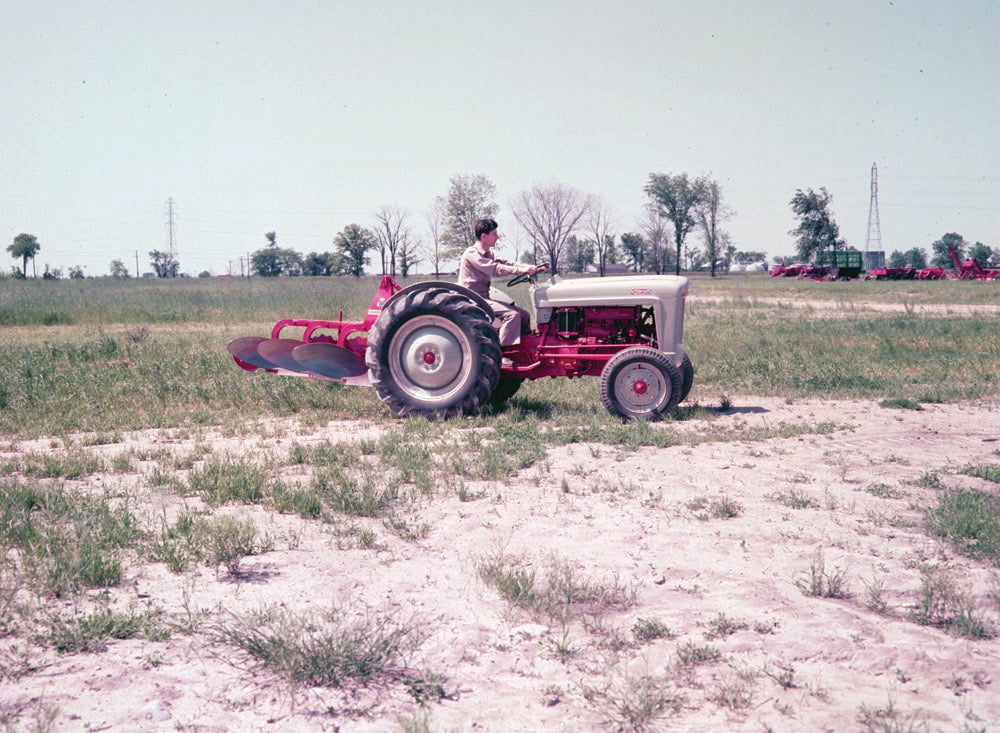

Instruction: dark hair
[474,218,498,241]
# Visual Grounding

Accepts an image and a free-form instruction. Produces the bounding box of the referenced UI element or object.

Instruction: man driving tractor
[457,218,547,348]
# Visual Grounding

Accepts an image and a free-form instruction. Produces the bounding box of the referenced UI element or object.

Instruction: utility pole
[864,163,884,270]
[135,250,140,277]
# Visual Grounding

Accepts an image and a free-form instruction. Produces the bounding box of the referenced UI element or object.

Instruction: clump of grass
[39,602,170,653]
[864,482,905,499]
[632,617,675,644]
[908,566,993,638]
[960,463,1000,485]
[186,457,271,506]
[711,668,757,710]
[879,398,923,411]
[863,574,891,615]
[203,515,273,577]
[796,550,851,599]
[213,604,429,688]
[3,449,107,480]
[582,671,683,732]
[1,481,140,595]
[857,695,928,733]
[674,640,721,667]
[704,612,749,640]
[477,551,635,625]
[925,487,1000,565]
[710,496,742,519]
[770,488,818,509]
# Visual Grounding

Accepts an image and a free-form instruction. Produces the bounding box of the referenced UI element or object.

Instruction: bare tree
[586,198,618,276]
[372,205,410,277]
[641,205,672,275]
[423,198,448,277]
[696,180,733,277]
[511,182,592,275]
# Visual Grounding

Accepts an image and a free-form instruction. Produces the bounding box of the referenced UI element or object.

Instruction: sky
[2,0,998,277]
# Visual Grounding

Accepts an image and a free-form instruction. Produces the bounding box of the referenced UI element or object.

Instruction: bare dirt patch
[3,397,999,732]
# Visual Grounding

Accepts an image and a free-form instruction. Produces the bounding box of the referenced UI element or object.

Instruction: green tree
[441,174,498,259]
[788,187,845,261]
[7,233,41,277]
[251,231,302,277]
[68,266,85,279]
[930,233,965,269]
[619,232,648,272]
[302,252,338,276]
[109,259,130,279]
[334,223,376,278]
[968,241,995,266]
[149,250,180,278]
[645,172,708,275]
[904,247,928,269]
[735,250,767,264]
[888,250,906,268]
[397,238,419,277]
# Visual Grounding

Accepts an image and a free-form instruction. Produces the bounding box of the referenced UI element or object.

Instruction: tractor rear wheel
[366,287,501,417]
[489,377,523,410]
[679,352,694,402]
[599,347,682,421]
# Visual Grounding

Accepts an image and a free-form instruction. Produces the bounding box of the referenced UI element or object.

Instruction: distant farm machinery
[772,246,998,282]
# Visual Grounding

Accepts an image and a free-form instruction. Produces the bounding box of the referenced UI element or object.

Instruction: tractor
[228,273,693,421]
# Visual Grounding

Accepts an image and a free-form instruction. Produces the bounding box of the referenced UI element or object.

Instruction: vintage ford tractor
[228,273,693,421]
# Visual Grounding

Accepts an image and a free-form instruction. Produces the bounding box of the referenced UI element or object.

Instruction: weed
[186,457,271,506]
[213,603,429,688]
[710,496,742,519]
[960,464,1000,485]
[796,550,851,599]
[704,612,749,640]
[675,640,721,667]
[913,471,942,489]
[865,482,905,499]
[764,662,798,689]
[632,617,675,644]
[925,487,1000,564]
[770,488,818,509]
[712,669,757,710]
[907,565,994,638]
[879,398,923,411]
[863,574,891,615]
[583,670,683,732]
[857,695,929,733]
[203,515,273,577]
[39,600,170,653]
[403,672,458,704]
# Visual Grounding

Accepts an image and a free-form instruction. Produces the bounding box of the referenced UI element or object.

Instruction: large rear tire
[366,287,501,417]
[599,347,682,421]
[679,352,694,403]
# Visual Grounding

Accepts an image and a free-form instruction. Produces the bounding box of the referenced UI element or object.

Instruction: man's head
[474,218,499,242]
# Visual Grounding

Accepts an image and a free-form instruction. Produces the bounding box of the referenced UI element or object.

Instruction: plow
[229,273,694,421]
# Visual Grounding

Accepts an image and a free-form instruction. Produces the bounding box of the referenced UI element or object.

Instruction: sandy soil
[3,396,1000,732]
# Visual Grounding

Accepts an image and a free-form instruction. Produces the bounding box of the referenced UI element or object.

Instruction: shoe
[501,357,516,368]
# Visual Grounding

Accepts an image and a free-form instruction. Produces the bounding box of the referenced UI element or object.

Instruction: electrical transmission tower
[864,163,884,270]
[164,198,178,259]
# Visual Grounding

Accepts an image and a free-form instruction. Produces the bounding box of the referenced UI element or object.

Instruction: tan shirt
[458,244,530,298]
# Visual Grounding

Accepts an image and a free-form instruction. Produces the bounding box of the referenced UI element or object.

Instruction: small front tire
[599,347,682,421]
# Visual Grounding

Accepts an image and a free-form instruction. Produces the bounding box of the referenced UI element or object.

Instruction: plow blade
[291,342,366,379]
[227,337,280,371]
[257,338,312,374]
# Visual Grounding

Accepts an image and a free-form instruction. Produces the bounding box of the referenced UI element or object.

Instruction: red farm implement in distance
[950,245,999,281]
[228,273,694,421]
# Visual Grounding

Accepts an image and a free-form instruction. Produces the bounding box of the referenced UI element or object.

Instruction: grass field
[2,274,998,437]
[2,273,999,731]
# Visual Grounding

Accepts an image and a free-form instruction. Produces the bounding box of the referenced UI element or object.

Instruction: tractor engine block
[554,306,639,345]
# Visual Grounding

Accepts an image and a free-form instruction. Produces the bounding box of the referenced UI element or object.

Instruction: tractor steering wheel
[506,272,532,287]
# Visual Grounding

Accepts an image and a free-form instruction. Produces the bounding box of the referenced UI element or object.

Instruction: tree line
[8,174,995,280]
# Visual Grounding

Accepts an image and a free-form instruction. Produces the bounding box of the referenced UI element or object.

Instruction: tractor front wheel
[679,352,694,403]
[366,288,501,417]
[599,347,682,421]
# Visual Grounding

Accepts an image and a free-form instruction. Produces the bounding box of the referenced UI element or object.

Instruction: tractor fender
[380,281,495,321]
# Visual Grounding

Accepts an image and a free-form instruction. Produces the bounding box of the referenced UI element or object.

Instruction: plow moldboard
[291,342,366,379]
[227,337,280,370]
[257,339,312,374]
